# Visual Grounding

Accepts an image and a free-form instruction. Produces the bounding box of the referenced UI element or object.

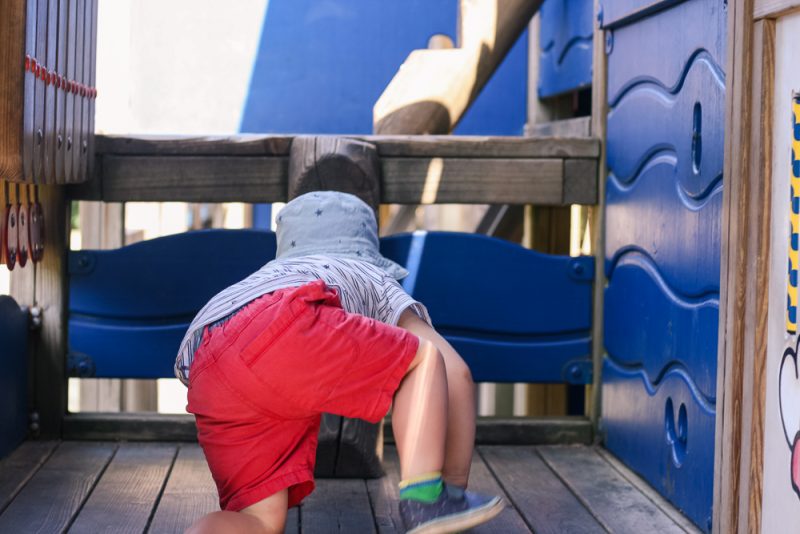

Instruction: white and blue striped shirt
[174,255,430,386]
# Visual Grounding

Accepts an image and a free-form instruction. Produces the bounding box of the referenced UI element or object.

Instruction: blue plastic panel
[382,231,594,383]
[604,254,718,401]
[600,0,686,28]
[603,358,715,531]
[602,1,725,529]
[69,229,595,383]
[538,0,594,98]
[606,0,726,106]
[606,156,723,297]
[0,296,28,459]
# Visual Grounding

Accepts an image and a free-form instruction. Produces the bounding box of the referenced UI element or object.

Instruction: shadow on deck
[0,441,701,533]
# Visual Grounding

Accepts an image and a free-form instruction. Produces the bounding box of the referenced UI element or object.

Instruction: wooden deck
[0,441,701,533]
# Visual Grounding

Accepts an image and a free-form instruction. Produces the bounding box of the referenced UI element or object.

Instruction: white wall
[763,11,800,531]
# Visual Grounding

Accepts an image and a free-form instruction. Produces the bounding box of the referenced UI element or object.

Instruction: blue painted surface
[239,0,527,136]
[600,0,687,28]
[603,357,715,533]
[69,230,594,383]
[601,0,725,529]
[538,0,594,98]
[604,253,718,400]
[0,296,28,459]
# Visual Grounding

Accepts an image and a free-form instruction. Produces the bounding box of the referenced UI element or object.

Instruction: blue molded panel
[604,254,718,400]
[382,231,594,383]
[606,0,726,106]
[602,1,725,528]
[600,0,686,28]
[606,157,723,297]
[70,229,594,382]
[69,230,276,320]
[603,357,715,532]
[538,0,594,98]
[607,51,725,199]
[240,0,526,136]
[0,296,28,459]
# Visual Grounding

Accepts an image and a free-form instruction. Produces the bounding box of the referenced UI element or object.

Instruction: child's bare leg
[186,488,288,534]
[392,337,448,480]
[398,310,475,488]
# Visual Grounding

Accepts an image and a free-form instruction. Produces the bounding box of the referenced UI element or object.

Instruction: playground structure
[1,0,799,532]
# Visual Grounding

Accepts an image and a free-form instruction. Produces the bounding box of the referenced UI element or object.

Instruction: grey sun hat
[275,191,409,280]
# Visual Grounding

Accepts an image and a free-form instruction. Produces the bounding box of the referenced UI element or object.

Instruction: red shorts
[186,280,419,511]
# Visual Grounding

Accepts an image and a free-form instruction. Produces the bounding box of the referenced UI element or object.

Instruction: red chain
[24,54,98,99]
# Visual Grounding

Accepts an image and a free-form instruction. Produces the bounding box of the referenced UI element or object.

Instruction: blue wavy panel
[603,357,714,532]
[606,0,726,105]
[381,232,593,336]
[600,0,685,29]
[605,254,718,400]
[606,156,722,297]
[607,53,725,198]
[538,0,593,98]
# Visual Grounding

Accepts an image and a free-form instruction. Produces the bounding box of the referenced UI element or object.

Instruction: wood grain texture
[95,134,294,156]
[754,0,800,18]
[68,442,177,534]
[714,1,758,532]
[480,446,604,533]
[0,0,26,182]
[563,159,598,204]
[0,441,116,533]
[34,185,69,437]
[62,413,198,441]
[596,448,702,533]
[527,117,592,138]
[301,479,376,534]
[101,155,289,203]
[381,157,562,205]
[538,446,685,533]
[746,18,775,534]
[148,444,219,534]
[0,441,58,513]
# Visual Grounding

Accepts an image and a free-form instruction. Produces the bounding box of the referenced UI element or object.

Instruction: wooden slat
[148,444,218,534]
[101,155,288,203]
[63,413,197,441]
[595,448,702,533]
[754,0,800,18]
[526,117,592,138]
[0,441,58,513]
[480,446,604,533]
[381,157,562,205]
[94,134,600,159]
[0,441,116,533]
[538,446,686,533]
[301,479,376,534]
[68,442,177,534]
[367,446,531,534]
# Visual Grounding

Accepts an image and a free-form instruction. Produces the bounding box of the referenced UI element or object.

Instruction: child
[175,191,504,533]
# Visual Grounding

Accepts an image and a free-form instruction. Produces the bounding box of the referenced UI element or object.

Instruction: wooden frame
[714,2,776,532]
[754,0,800,19]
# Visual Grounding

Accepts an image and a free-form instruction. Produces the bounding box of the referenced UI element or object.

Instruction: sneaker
[399,485,505,533]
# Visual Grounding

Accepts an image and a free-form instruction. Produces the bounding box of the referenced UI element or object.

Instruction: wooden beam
[754,0,800,19]
[67,135,599,206]
[374,0,543,134]
[714,4,776,534]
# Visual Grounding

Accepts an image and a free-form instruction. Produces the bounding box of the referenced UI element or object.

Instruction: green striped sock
[399,471,444,503]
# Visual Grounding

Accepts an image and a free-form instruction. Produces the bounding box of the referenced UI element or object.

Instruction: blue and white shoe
[399,485,505,533]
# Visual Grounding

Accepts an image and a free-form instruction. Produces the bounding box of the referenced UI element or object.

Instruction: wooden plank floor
[0,442,701,533]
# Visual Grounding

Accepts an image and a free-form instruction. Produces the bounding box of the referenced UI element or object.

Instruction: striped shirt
[174,255,431,386]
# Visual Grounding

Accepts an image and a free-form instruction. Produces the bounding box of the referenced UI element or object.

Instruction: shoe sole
[405,496,506,534]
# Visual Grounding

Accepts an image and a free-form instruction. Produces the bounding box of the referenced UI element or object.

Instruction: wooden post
[10,185,69,438]
[374,0,542,135]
